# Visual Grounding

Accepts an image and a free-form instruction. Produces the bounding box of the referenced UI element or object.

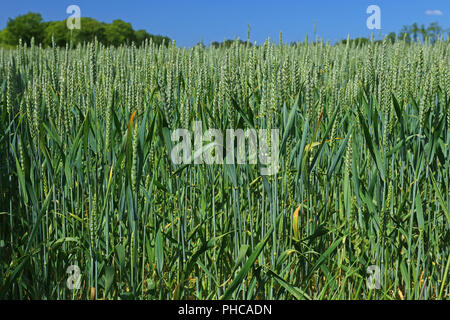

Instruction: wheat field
[0,37,449,299]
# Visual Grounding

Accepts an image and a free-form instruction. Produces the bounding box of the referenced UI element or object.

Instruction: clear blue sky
[0,0,448,47]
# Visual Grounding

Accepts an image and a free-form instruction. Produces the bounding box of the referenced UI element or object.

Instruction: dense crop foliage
[0,37,449,299]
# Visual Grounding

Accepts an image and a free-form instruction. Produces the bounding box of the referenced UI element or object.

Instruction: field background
[0,37,449,299]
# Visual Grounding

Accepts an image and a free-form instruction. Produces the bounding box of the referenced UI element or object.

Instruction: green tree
[397,22,448,43]
[210,39,248,48]
[104,20,135,46]
[0,12,168,48]
[386,32,397,43]
[339,37,369,46]
[2,12,45,45]
[411,23,420,42]
[135,29,151,46]
[398,26,412,42]
[43,21,69,47]
[0,29,6,45]
[70,17,107,45]
[426,22,443,43]
[152,35,171,47]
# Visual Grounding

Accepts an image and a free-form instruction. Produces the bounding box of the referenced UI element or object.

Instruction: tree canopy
[1,12,447,49]
[339,22,449,46]
[0,12,171,48]
[1,12,45,46]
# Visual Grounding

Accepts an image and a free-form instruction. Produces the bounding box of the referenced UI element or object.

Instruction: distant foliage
[0,12,171,47]
[339,22,449,45]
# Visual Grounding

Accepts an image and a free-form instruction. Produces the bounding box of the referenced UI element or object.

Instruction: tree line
[1,12,448,49]
[340,22,449,46]
[0,12,171,48]
[208,22,449,48]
